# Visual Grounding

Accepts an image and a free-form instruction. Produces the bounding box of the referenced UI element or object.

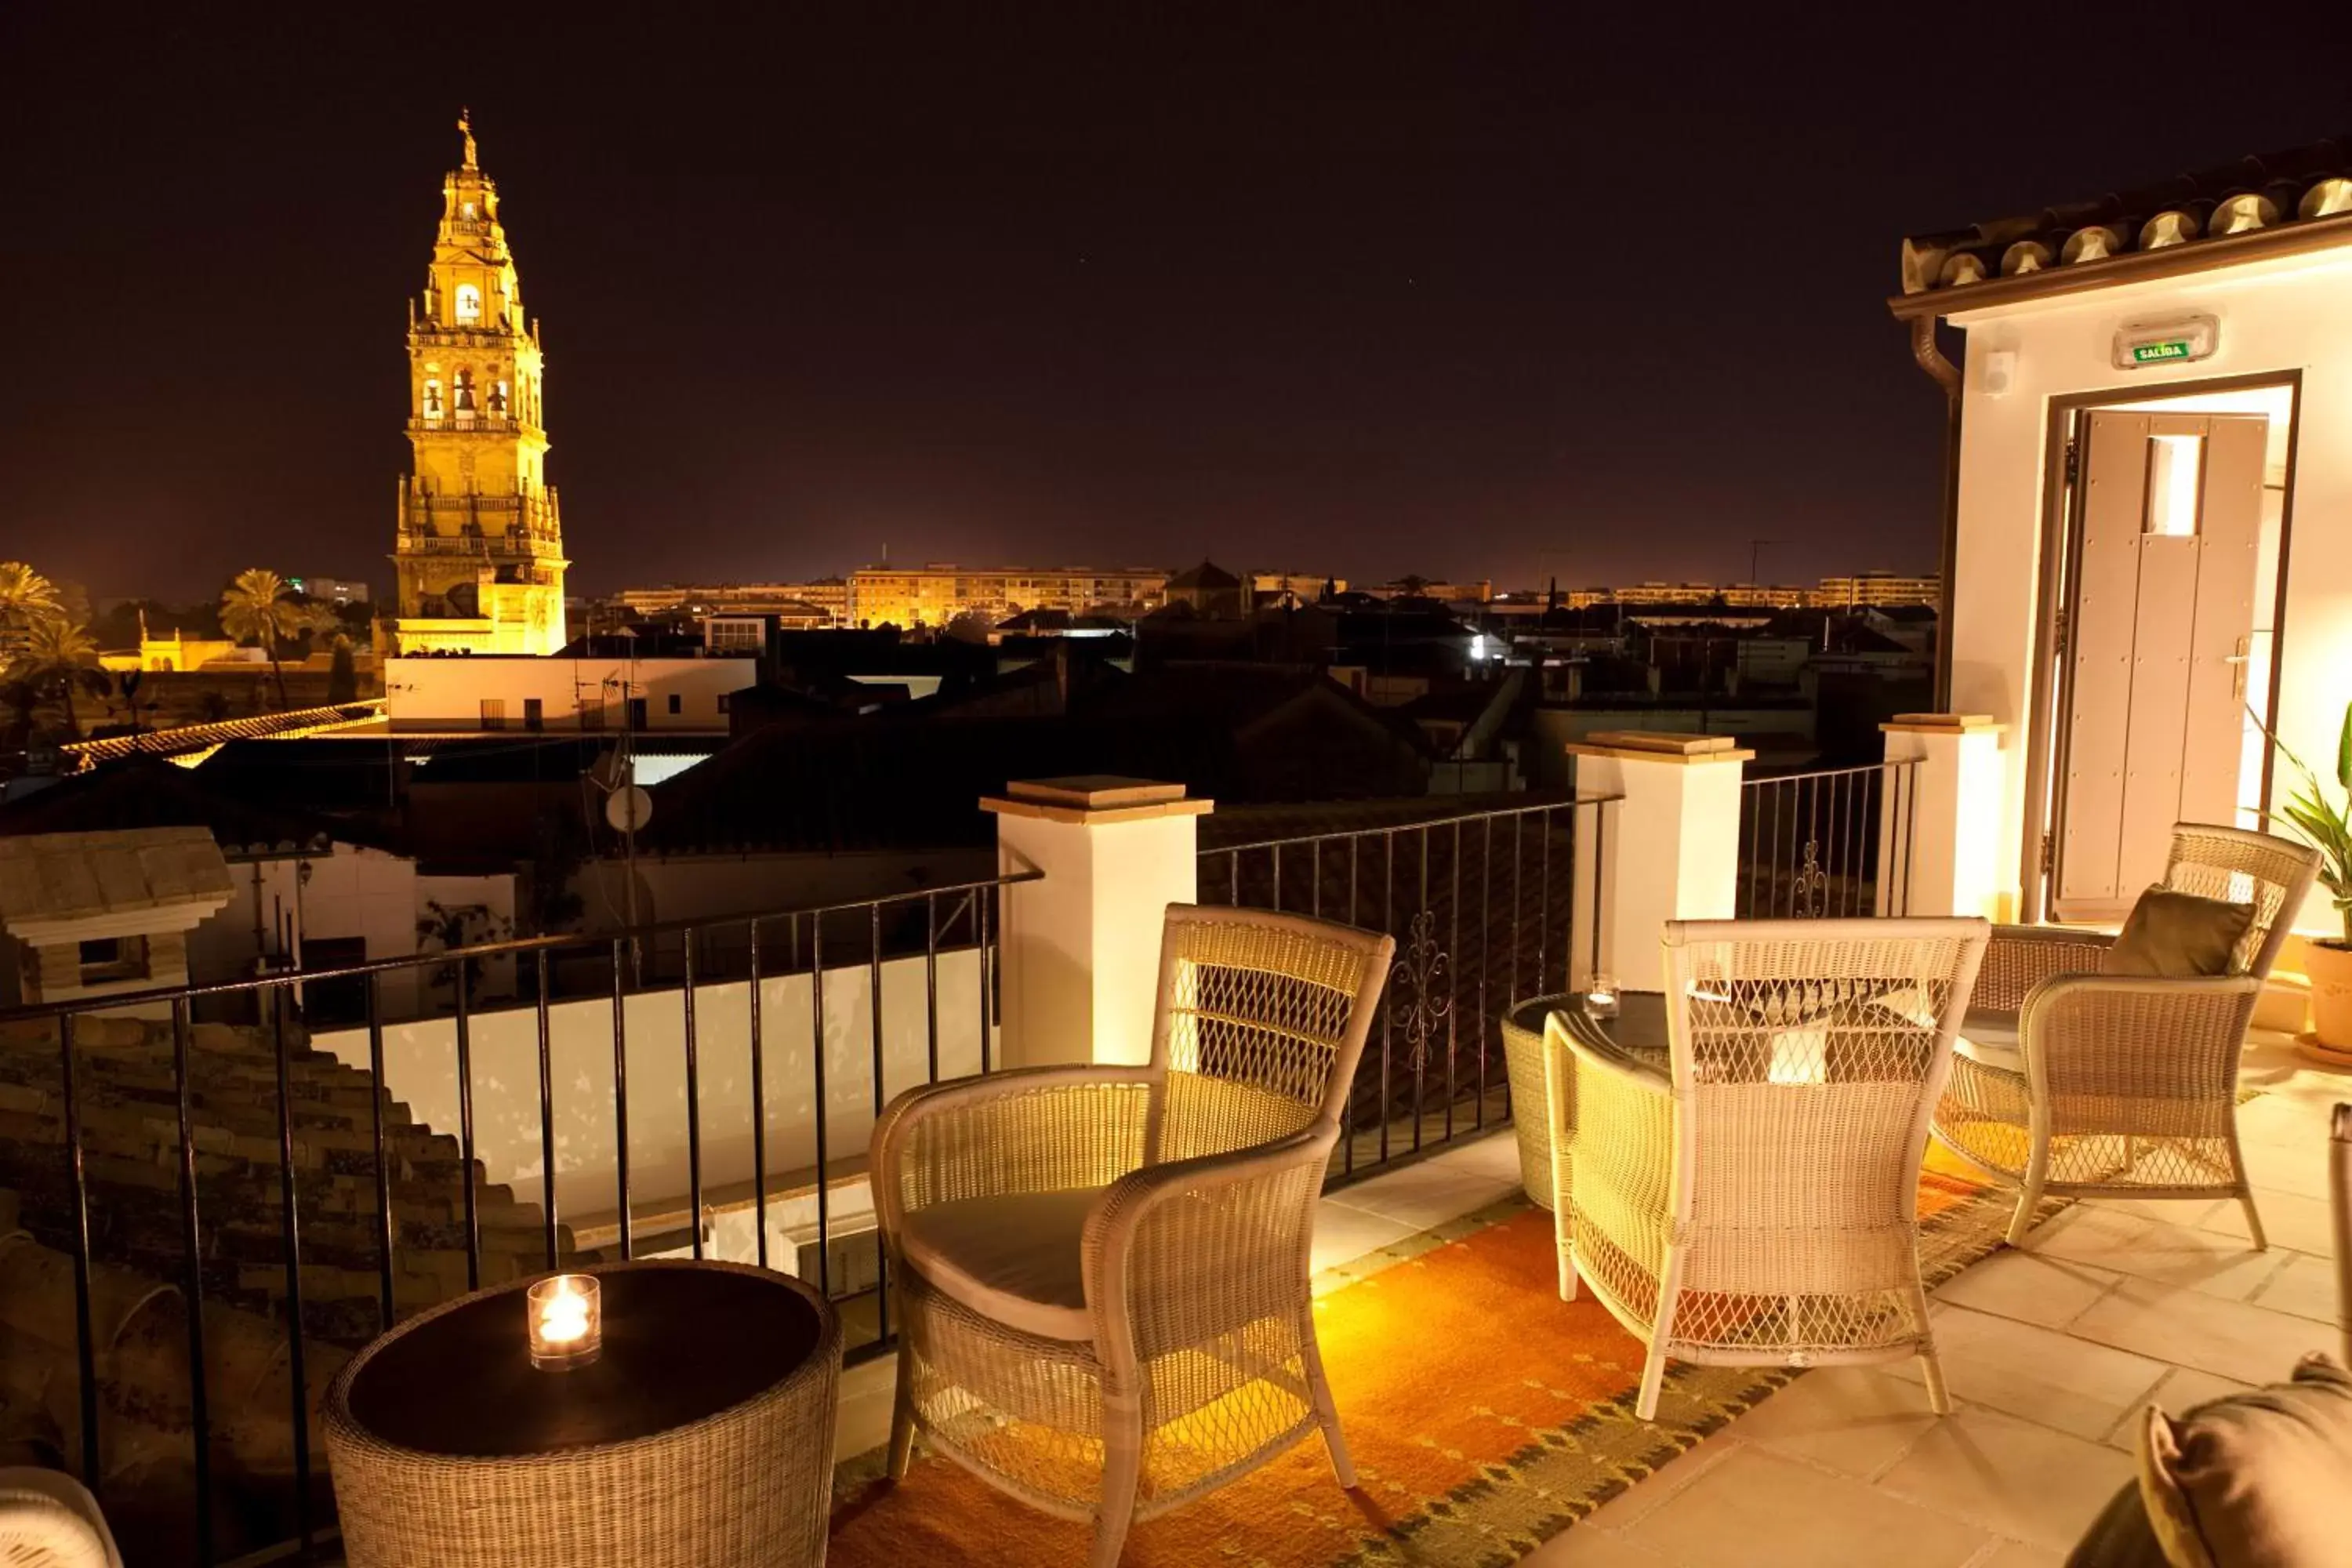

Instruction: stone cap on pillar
[981,775,1214,824]
[1565,731,1755,764]
[1882,713,2005,735]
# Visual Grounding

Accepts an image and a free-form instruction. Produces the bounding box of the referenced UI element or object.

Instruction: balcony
[0,747,2340,1567]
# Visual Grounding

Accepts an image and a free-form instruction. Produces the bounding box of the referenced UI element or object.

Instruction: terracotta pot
[2303,940,2352,1050]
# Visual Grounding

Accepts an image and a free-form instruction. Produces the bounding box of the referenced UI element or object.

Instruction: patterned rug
[826,1145,2045,1567]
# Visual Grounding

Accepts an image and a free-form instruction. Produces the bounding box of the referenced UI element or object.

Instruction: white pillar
[982,777,1212,1069]
[1879,714,2009,920]
[1566,733,1749,995]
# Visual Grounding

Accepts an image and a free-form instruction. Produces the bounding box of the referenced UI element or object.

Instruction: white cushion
[1955,1007,2022,1074]
[898,1186,1104,1341]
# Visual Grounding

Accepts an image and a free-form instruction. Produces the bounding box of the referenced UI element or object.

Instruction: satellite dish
[605,786,654,833]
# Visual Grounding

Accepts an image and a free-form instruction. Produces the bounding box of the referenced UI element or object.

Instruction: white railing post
[1879,714,2009,920]
[982,778,1213,1069]
[1566,733,1749,995]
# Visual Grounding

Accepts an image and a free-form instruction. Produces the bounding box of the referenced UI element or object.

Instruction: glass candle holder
[1583,973,1620,1022]
[527,1272,602,1371]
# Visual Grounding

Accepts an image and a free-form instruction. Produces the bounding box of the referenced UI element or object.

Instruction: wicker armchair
[1931,824,2321,1248]
[1550,917,1989,1421]
[0,1468,122,1568]
[871,905,1393,1567]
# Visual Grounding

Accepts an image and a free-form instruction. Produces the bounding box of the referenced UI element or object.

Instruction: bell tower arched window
[422,379,444,423]
[455,284,482,324]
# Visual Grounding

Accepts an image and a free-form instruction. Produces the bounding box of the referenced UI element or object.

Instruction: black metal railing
[1196,795,1618,1185]
[1736,760,1920,920]
[0,870,1030,1566]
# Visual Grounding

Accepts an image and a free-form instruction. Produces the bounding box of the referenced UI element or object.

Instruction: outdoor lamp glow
[527,1273,602,1370]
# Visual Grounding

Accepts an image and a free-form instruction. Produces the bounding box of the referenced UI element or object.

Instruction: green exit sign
[2114,314,2218,369]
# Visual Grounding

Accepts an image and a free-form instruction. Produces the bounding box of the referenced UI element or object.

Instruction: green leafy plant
[2260,701,2352,946]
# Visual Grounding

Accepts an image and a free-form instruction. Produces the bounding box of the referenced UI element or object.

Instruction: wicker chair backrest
[1659,919,1987,1298]
[2161,823,2321,979]
[1664,921,1986,1095]
[1151,906,1392,1164]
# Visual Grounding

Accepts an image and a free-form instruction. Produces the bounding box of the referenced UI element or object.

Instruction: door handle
[2225,636,2251,702]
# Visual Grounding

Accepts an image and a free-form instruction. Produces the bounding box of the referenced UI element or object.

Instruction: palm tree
[220,568,304,709]
[0,561,63,662]
[7,617,107,740]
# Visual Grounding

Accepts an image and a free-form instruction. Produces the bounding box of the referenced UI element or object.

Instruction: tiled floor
[831,1034,2346,1566]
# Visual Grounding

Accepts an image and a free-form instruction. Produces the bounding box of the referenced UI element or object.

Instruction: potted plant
[2263,701,2352,1051]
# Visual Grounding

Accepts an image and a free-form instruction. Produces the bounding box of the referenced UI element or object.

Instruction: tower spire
[458,107,478,170]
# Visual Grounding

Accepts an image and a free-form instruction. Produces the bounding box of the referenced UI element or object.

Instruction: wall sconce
[527,1273,602,1371]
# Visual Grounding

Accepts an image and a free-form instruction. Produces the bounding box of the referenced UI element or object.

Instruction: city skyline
[0,6,2333,602]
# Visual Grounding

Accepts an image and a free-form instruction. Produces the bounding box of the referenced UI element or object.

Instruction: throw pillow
[2138,1354,2352,1566]
[2101,887,2257,979]
[2065,1479,2169,1567]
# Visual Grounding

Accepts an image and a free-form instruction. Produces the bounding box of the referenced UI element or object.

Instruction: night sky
[2,5,2340,602]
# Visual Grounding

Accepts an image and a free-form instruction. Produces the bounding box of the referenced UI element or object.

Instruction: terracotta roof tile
[1900,133,2352,299]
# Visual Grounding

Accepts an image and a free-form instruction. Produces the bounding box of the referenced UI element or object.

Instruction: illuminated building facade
[1815,572,1941,608]
[616,580,851,623]
[847,564,1169,628]
[390,114,569,655]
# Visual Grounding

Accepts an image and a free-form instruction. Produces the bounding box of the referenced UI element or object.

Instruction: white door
[2053,410,2266,920]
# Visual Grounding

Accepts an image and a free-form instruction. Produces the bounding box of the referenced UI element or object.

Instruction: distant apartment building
[286,575,371,605]
[616,579,851,624]
[1248,571,1345,604]
[1815,572,1941,608]
[847,564,1170,628]
[1360,579,1494,604]
[1568,581,1811,609]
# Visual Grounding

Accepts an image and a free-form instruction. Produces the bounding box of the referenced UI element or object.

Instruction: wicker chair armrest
[870,1065,1158,1237]
[1560,1032,1676,1291]
[2017,973,2260,1103]
[1081,1129,1334,1373]
[1976,925,2115,1012]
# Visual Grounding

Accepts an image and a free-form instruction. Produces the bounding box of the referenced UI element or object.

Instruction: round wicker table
[324,1260,840,1568]
[1501,993,1671,1208]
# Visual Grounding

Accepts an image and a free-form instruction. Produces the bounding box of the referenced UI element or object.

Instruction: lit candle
[1584,974,1620,1022]
[527,1273,602,1370]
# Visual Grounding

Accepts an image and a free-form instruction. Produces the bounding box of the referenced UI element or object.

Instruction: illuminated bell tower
[390,111,568,655]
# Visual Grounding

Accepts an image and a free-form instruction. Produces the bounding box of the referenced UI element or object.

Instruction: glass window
[2146,434,2205,537]
[78,936,150,985]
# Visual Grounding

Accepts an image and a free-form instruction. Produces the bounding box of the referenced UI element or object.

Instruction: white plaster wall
[194,848,523,1017]
[572,849,997,934]
[386,655,756,730]
[1946,246,2352,929]
[312,946,988,1226]
[992,808,1200,1070]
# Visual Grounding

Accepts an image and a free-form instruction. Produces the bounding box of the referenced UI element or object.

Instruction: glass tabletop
[1551,990,1671,1078]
